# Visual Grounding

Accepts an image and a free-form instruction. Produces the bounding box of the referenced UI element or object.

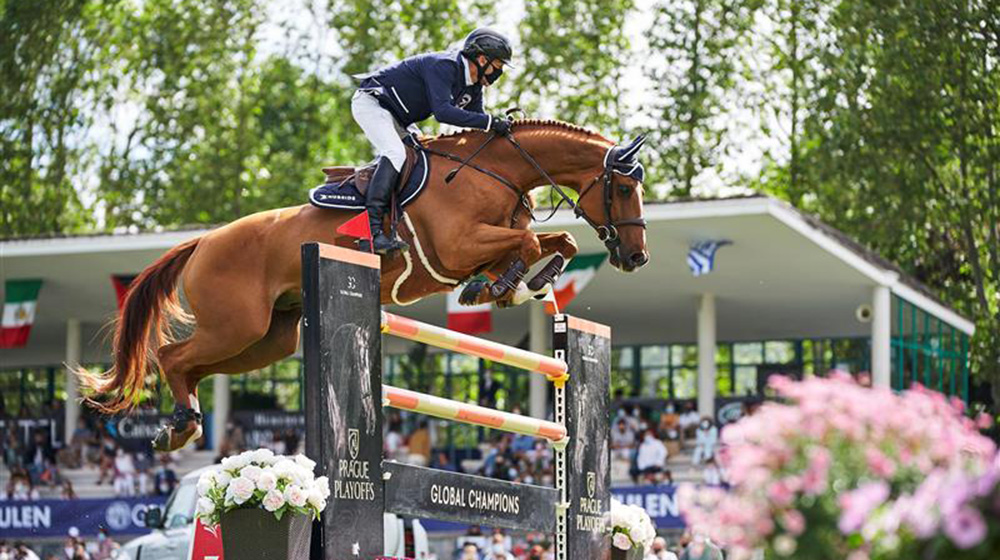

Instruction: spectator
[634,429,667,484]
[432,452,459,473]
[153,454,178,496]
[134,452,152,495]
[678,403,700,439]
[407,420,431,466]
[23,430,55,485]
[693,418,718,465]
[679,533,723,560]
[527,544,545,560]
[611,418,636,462]
[479,370,499,409]
[61,480,77,500]
[657,403,680,437]
[66,419,97,469]
[92,528,117,560]
[703,458,723,486]
[3,430,23,470]
[113,448,136,497]
[384,415,404,461]
[645,537,679,560]
[659,469,674,486]
[12,542,40,560]
[269,431,287,455]
[96,431,117,485]
[459,543,480,560]
[488,543,513,560]
[7,470,40,500]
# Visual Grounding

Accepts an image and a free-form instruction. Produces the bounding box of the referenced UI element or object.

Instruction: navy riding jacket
[357,51,492,130]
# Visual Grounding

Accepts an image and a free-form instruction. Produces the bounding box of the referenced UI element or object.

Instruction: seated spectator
[459,543,481,560]
[23,430,55,485]
[645,536,679,560]
[383,415,404,462]
[693,418,718,465]
[269,431,287,455]
[658,403,680,435]
[431,451,459,473]
[96,431,117,485]
[64,418,97,469]
[61,480,78,500]
[407,420,431,466]
[6,470,40,500]
[134,452,152,495]
[92,527,118,560]
[659,469,674,486]
[488,543,514,560]
[702,458,723,485]
[527,543,545,560]
[3,430,23,471]
[678,403,700,439]
[611,418,636,462]
[633,429,668,484]
[679,532,723,560]
[153,454,178,496]
[113,449,136,497]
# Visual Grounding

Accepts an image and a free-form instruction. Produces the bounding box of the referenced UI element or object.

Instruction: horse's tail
[77,238,200,414]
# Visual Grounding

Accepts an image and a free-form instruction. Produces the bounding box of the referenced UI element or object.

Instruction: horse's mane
[426,119,612,147]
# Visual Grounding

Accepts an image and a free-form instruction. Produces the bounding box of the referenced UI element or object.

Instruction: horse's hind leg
[153,297,276,452]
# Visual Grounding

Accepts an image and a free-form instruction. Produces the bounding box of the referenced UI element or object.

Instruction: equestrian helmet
[461,28,513,65]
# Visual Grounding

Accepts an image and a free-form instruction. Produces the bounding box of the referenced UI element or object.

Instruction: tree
[512,0,636,136]
[644,0,759,197]
[0,0,120,235]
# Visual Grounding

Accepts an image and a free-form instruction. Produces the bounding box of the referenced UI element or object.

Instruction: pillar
[871,285,892,388]
[697,294,716,419]
[64,319,81,445]
[212,374,231,451]
[529,301,548,420]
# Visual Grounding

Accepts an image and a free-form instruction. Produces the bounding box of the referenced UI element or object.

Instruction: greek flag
[687,240,731,276]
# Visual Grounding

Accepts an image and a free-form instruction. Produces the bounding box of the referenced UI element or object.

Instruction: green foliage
[644,0,759,196]
[513,0,636,136]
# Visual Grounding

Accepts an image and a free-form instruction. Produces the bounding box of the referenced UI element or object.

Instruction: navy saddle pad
[309,149,429,211]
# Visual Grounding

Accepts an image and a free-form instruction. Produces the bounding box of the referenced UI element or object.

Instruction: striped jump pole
[382,311,569,383]
[303,243,610,560]
[383,385,568,445]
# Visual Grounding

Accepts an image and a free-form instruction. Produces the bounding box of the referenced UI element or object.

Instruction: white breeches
[352,90,407,172]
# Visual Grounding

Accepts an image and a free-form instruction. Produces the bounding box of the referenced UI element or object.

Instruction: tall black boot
[365,156,409,255]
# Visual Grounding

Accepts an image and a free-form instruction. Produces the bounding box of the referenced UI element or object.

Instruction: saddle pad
[308,149,429,211]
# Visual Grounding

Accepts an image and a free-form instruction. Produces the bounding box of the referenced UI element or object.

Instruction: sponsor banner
[232,411,305,449]
[188,518,225,560]
[0,497,167,539]
[612,485,685,529]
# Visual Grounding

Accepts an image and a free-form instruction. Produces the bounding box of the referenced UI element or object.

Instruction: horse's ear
[616,135,646,162]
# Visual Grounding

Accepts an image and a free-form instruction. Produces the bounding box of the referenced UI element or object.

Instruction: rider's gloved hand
[490,115,512,136]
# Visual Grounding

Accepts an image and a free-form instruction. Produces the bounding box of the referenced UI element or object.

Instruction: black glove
[490,115,511,136]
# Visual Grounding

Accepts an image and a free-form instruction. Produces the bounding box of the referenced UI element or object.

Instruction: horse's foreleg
[526,232,579,291]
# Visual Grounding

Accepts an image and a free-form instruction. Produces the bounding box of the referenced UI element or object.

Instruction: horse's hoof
[459,280,486,305]
[151,421,203,452]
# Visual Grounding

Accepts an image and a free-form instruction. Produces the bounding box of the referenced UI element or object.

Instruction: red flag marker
[336,210,373,253]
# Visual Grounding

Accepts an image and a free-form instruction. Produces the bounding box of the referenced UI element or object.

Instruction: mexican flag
[1,279,43,348]
[447,283,492,334]
[544,253,607,315]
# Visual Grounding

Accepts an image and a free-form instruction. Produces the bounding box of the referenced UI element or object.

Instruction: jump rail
[302,242,610,560]
[382,384,568,444]
[382,311,570,382]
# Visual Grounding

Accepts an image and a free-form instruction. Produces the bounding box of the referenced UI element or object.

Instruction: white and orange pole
[381,311,569,383]
[383,385,568,446]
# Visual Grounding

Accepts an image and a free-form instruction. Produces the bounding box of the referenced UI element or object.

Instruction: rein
[415,129,647,253]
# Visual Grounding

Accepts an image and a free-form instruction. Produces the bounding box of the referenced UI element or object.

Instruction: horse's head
[574,135,649,272]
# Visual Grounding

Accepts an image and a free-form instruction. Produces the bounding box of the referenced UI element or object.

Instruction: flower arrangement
[195,448,331,527]
[609,498,657,555]
[678,373,996,560]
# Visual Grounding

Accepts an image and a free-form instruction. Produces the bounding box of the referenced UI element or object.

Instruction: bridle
[417,130,647,257]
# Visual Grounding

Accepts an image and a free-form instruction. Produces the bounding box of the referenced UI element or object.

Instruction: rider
[353,28,514,255]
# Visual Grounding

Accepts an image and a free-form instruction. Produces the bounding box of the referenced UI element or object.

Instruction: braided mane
[427,119,612,146]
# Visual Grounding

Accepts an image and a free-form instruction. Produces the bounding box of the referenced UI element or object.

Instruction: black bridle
[418,131,647,257]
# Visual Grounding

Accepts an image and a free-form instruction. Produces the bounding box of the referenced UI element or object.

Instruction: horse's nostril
[630,252,648,267]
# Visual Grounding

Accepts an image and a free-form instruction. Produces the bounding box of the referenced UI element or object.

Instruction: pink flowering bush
[678,374,996,560]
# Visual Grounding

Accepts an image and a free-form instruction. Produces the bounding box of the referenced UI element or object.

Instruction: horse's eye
[618,184,631,197]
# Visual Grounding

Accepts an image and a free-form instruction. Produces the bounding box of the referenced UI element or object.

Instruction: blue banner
[612,485,685,529]
[0,497,168,539]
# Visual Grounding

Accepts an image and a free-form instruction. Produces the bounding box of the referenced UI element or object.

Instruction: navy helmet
[461,28,513,65]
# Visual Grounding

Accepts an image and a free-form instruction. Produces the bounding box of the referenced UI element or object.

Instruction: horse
[77,119,650,452]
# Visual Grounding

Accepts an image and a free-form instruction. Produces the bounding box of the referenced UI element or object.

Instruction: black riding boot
[365,156,409,255]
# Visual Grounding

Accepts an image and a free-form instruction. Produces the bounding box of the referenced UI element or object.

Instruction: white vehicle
[119,465,425,559]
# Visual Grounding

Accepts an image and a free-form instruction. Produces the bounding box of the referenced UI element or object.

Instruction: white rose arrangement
[195,448,331,527]
[609,498,656,554]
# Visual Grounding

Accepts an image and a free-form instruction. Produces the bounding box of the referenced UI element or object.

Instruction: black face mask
[474,57,503,86]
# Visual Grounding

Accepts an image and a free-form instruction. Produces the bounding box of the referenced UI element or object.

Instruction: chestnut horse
[78,119,650,451]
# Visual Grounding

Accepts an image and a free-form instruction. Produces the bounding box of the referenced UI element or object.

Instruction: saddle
[321,143,419,198]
